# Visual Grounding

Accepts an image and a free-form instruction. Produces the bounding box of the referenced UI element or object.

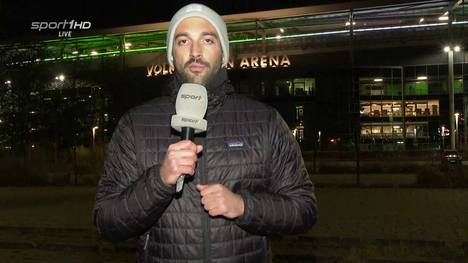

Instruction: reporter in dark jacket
[93,3,318,263]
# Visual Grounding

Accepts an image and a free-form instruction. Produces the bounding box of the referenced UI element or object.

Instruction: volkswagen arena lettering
[146,55,291,77]
[236,55,291,69]
[146,64,174,77]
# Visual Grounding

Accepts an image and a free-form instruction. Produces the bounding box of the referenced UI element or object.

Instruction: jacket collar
[164,68,234,114]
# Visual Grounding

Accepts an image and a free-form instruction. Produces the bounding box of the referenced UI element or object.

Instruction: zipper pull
[143,232,150,250]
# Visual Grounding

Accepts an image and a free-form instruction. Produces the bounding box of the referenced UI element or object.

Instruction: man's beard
[177,57,219,86]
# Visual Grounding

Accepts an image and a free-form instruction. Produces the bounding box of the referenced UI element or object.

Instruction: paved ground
[312,173,418,186]
[0,186,467,262]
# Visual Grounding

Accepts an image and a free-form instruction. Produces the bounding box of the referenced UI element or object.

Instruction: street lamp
[92,126,99,147]
[55,74,65,82]
[441,125,446,150]
[455,112,460,149]
[444,45,461,150]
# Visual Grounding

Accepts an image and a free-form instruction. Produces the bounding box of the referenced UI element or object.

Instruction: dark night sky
[0,0,346,42]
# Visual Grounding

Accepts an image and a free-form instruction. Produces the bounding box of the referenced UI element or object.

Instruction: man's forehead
[174,16,218,36]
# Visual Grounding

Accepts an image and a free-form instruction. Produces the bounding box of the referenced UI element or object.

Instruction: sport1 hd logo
[31,20,92,38]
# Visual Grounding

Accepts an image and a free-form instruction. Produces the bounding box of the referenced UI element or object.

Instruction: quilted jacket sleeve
[235,110,318,235]
[93,112,175,242]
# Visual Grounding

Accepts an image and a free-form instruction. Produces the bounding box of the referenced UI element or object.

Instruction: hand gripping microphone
[171,83,208,194]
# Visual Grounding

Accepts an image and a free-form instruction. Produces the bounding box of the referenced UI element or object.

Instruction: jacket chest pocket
[206,136,270,191]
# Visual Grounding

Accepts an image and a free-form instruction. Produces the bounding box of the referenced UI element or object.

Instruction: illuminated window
[371,126,382,134]
[361,126,372,136]
[371,103,382,117]
[428,100,439,115]
[382,126,392,135]
[296,106,304,121]
[360,102,371,116]
[359,77,384,96]
[392,125,403,135]
[272,78,315,97]
[405,81,428,95]
[294,122,304,142]
[404,100,438,116]
[293,78,315,96]
[382,103,392,117]
[392,102,402,116]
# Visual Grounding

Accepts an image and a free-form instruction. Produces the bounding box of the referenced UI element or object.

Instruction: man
[93,3,317,263]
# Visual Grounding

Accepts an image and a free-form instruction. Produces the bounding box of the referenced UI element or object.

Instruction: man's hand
[196,184,244,219]
[160,140,203,186]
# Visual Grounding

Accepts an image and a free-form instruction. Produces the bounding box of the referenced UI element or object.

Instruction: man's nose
[190,41,202,59]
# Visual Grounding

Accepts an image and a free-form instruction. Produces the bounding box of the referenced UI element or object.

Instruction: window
[359,77,384,96]
[392,102,402,116]
[382,126,392,136]
[405,100,438,116]
[361,126,372,136]
[405,81,428,95]
[392,125,403,135]
[371,126,381,134]
[384,83,401,96]
[360,102,371,116]
[406,123,429,138]
[293,78,315,96]
[296,106,304,121]
[360,100,438,117]
[274,80,291,96]
[382,103,392,117]
[455,79,463,94]
[371,103,382,117]
[428,100,439,116]
[271,78,316,97]
[293,122,305,142]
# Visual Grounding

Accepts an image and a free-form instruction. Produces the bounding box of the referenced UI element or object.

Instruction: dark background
[1,0,344,41]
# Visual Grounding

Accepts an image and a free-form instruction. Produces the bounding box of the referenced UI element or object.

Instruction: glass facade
[236,78,315,97]
[0,1,467,154]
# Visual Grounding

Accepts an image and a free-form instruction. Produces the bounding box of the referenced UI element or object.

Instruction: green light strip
[9,31,348,64]
[11,19,466,65]
[125,46,167,53]
[34,33,302,63]
[229,37,259,44]
[38,45,168,62]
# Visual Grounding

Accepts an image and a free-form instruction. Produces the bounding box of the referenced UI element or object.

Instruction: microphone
[171,83,208,194]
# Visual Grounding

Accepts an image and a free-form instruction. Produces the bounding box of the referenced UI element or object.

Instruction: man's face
[172,17,223,85]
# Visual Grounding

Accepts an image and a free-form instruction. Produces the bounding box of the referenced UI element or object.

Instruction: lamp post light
[92,126,99,148]
[455,112,460,149]
[441,125,446,150]
[444,45,461,150]
[55,74,65,82]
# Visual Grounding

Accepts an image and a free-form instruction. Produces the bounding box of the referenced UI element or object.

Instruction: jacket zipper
[143,232,150,261]
[200,140,211,263]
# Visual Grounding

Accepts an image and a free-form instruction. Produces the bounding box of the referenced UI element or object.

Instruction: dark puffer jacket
[93,69,318,263]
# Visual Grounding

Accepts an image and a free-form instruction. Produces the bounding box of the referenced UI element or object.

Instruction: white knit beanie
[166,3,230,68]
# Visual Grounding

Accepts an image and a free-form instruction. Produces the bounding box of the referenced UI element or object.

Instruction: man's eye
[203,38,214,44]
[177,39,188,45]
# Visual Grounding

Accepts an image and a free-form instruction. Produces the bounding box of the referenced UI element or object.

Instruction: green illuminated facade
[1,1,468,154]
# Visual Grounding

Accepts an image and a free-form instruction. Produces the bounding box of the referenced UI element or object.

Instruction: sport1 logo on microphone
[181,117,199,124]
[181,94,203,100]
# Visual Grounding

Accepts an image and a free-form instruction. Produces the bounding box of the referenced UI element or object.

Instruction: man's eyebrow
[174,32,189,39]
[174,32,219,39]
[201,32,219,38]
